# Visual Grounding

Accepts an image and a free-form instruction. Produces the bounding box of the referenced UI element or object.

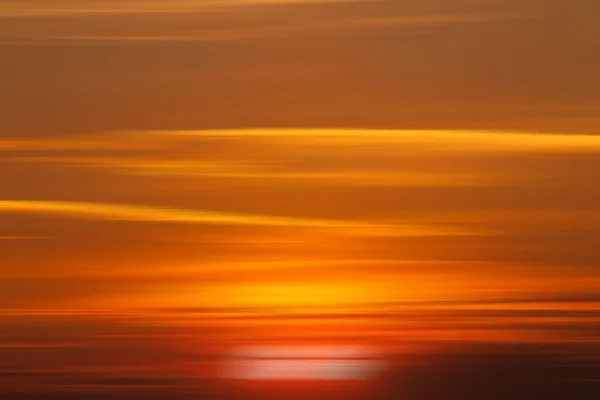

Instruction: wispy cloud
[155,129,600,152]
[0,0,364,17]
[4,129,600,153]
[0,236,51,240]
[0,134,166,151]
[0,6,530,45]
[11,156,502,187]
[0,200,474,237]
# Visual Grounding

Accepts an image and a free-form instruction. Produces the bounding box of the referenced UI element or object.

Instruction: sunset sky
[1,0,600,398]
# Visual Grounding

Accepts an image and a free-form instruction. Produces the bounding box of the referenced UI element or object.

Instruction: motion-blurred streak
[0,200,476,237]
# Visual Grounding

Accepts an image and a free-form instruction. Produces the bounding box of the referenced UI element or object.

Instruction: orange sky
[2,128,599,329]
[1,0,600,396]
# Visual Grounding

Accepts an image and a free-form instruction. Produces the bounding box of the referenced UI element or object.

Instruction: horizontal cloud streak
[4,129,600,153]
[0,200,474,236]
[11,156,503,187]
[0,0,364,17]
[0,236,51,240]
[0,4,530,45]
[158,129,600,151]
[0,136,164,151]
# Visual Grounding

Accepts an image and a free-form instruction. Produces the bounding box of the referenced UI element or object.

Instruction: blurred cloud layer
[1,0,599,398]
[1,0,599,136]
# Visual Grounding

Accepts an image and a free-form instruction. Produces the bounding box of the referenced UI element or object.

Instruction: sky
[1,0,600,398]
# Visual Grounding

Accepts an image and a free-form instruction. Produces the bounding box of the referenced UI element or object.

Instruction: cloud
[5,129,600,153]
[0,3,530,45]
[405,209,600,229]
[0,0,364,17]
[155,129,600,152]
[0,200,473,237]
[0,134,166,151]
[0,236,51,240]
[11,156,503,187]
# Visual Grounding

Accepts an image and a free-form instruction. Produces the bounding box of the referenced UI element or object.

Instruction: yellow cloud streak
[0,137,163,151]
[1,14,526,45]
[0,0,361,17]
[159,129,600,152]
[405,209,600,227]
[4,129,600,154]
[12,156,496,186]
[0,200,472,237]
[0,236,51,240]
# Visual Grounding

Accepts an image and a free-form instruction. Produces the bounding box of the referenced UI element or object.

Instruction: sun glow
[223,345,385,381]
[208,281,379,309]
